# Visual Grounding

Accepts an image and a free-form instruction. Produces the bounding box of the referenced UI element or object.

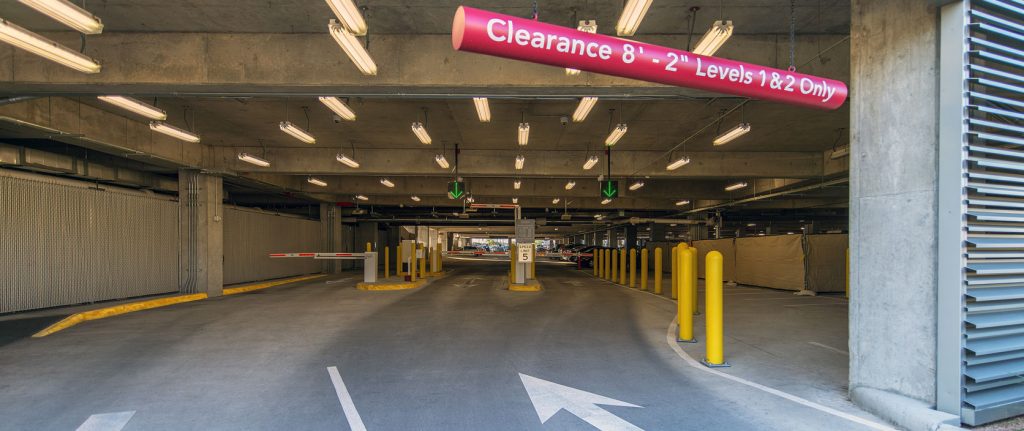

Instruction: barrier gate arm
[270,252,378,283]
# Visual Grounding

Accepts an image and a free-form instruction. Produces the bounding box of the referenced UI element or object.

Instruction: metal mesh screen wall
[222,206,320,285]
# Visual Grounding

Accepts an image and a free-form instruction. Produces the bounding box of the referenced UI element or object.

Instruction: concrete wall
[850,0,940,408]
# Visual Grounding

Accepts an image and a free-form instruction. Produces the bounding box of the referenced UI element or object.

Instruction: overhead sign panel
[452,6,847,110]
[448,181,466,199]
[600,180,618,199]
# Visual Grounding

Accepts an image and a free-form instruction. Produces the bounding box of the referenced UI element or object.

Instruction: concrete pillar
[649,223,667,242]
[848,0,957,428]
[607,229,618,248]
[320,203,343,274]
[178,170,223,297]
[624,225,638,250]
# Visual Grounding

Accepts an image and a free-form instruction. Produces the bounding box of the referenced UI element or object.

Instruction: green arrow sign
[600,180,619,198]
[448,181,466,199]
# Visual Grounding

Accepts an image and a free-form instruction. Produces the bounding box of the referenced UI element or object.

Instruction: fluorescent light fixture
[380,178,395,188]
[324,0,367,35]
[237,153,270,167]
[675,199,690,206]
[513,180,522,190]
[318,96,356,121]
[601,198,612,205]
[615,0,652,36]
[18,0,103,34]
[336,153,360,168]
[328,19,377,76]
[279,121,316,144]
[355,194,368,201]
[566,68,581,76]
[518,123,530,146]
[566,20,597,75]
[410,195,421,202]
[512,197,519,204]
[552,198,561,204]
[583,155,599,170]
[435,154,450,169]
[0,18,100,73]
[725,181,748,191]
[411,122,432,144]
[605,123,627,146]
[667,156,691,171]
[466,196,475,203]
[830,145,850,159]
[97,96,166,120]
[573,97,599,122]
[307,177,328,187]
[629,181,644,191]
[515,155,525,170]
[150,122,200,143]
[692,20,734,56]
[713,123,751,145]
[473,97,491,122]
[565,181,576,190]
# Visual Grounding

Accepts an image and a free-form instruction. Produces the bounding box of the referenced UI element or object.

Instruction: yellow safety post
[640,248,649,291]
[384,246,390,279]
[510,244,517,284]
[846,247,850,299]
[654,248,663,294]
[419,245,427,277]
[678,247,696,343]
[530,247,536,279]
[366,242,372,252]
[611,249,618,282]
[629,249,637,288]
[703,250,728,367]
[605,249,611,280]
[593,249,600,277]
[671,246,678,299]
[690,245,699,315]
[619,249,627,285]
[397,245,404,276]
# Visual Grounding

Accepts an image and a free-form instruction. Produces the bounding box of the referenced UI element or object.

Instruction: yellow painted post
[629,249,637,288]
[397,244,404,276]
[690,245,699,315]
[605,250,611,280]
[419,245,427,277]
[846,248,850,299]
[530,247,536,279]
[671,246,678,299]
[640,248,649,291]
[384,246,390,279]
[611,249,618,282]
[703,250,727,367]
[510,244,517,284]
[366,242,372,252]
[678,247,696,342]
[654,248,663,294]
[619,249,627,285]
[593,249,600,277]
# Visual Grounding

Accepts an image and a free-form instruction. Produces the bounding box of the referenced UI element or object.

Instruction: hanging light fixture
[237,153,270,167]
[605,124,628,146]
[513,180,522,190]
[583,155,600,170]
[411,122,432,144]
[307,177,328,187]
[355,195,369,201]
[410,196,421,202]
[518,122,530,146]
[473,97,491,122]
[435,154,450,169]
[692,20,734,56]
[713,123,751,145]
[725,181,748,191]
[150,122,200,143]
[328,19,377,76]
[97,96,166,120]
[512,197,519,204]
[515,155,525,170]
[324,0,367,35]
[279,121,316,144]
[566,20,597,75]
[675,199,690,206]
[336,153,360,168]
[615,0,653,36]
[629,181,645,191]
[601,198,612,205]
[18,0,104,34]
[667,156,691,171]
[552,198,561,204]
[565,181,576,190]
[0,18,101,73]
[380,178,395,188]
[318,96,356,121]
[573,97,599,122]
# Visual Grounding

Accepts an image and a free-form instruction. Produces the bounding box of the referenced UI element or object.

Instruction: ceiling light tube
[565,181,576,190]
[675,199,690,206]
[615,0,652,36]
[583,155,599,170]
[336,153,360,168]
[307,177,328,187]
[380,178,395,188]
[692,20,734,56]
[150,122,200,143]
[318,96,356,121]
[324,0,367,35]
[435,154,450,169]
[713,122,751,145]
[512,197,519,204]
[573,97,599,122]
[473,97,491,122]
[410,195,421,202]
[18,0,103,34]
[411,122,432,144]
[605,123,628,146]
[355,195,369,201]
[97,96,166,120]
[518,123,530,146]
[279,121,316,144]
[667,156,691,171]
[514,180,522,190]
[629,181,644,191]
[552,198,560,204]
[565,68,581,76]
[328,19,377,76]
[0,18,101,73]
[466,196,475,203]
[237,153,270,167]
[601,198,612,205]
[725,181,748,191]
[515,155,525,170]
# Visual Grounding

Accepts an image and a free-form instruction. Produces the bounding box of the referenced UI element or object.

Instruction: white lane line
[808,342,849,356]
[76,411,135,431]
[327,366,368,431]
[742,297,828,301]
[783,303,847,308]
[326,279,351,285]
[593,275,895,431]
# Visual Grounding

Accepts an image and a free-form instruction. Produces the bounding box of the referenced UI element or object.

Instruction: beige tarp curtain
[735,235,806,290]
[694,239,736,281]
[804,234,848,293]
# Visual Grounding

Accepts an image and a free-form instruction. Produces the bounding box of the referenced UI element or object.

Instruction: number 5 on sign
[518,244,534,263]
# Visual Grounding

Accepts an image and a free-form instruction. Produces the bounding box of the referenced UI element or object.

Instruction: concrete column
[649,223,667,242]
[607,229,618,248]
[320,204,343,274]
[848,1,958,428]
[624,225,638,250]
[178,170,223,297]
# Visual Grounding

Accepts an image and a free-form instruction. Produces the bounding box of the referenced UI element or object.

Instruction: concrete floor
[0,259,891,430]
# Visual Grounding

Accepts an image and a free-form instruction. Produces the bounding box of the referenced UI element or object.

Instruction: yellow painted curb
[356,279,426,291]
[509,280,543,292]
[222,274,326,295]
[32,293,208,338]
[423,271,447,278]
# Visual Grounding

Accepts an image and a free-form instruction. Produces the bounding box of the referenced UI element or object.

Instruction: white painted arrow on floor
[518,373,643,431]
[76,411,135,431]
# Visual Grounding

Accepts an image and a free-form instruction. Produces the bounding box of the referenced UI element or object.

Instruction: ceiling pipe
[0,96,38,106]
[628,217,705,225]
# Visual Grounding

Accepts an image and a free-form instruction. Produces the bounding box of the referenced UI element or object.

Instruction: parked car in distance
[576,246,599,268]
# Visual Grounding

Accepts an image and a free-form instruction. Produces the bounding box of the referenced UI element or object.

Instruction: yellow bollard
[619,249,627,285]
[510,244,517,284]
[678,247,696,342]
[703,251,728,367]
[611,249,618,282]
[629,249,637,288]
[605,249,611,280]
[654,248,663,294]
[366,242,372,252]
[593,248,600,277]
[671,246,678,299]
[530,247,536,279]
[419,245,426,279]
[384,246,390,279]
[640,248,649,291]
[690,245,699,315]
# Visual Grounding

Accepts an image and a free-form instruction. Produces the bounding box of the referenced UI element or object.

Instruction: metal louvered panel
[959,0,1024,425]
[222,206,320,285]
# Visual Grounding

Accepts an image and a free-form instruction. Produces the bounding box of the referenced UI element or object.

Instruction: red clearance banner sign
[452,6,848,110]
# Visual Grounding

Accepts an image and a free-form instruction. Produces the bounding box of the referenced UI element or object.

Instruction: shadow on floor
[0,315,67,347]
